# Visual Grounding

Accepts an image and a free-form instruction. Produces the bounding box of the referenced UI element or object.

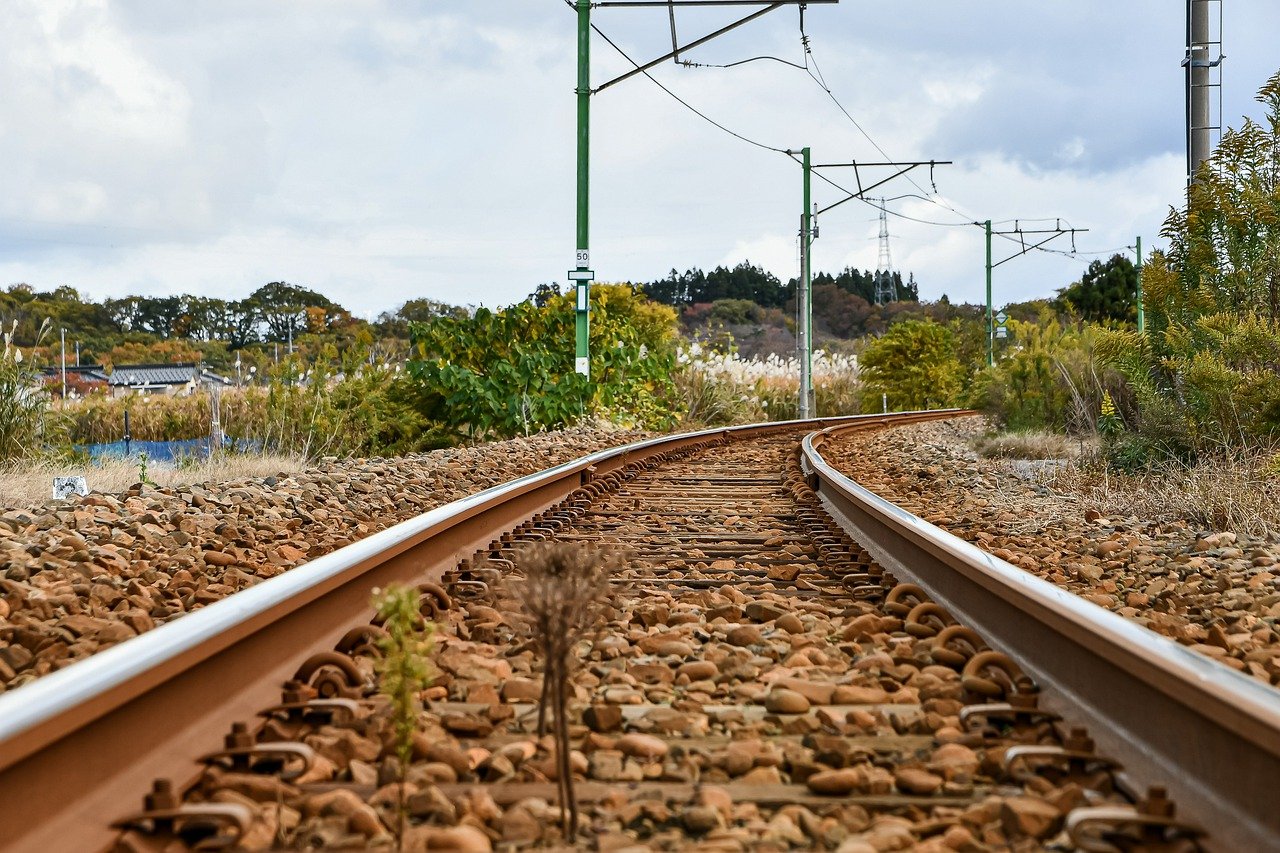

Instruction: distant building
[43,363,233,398]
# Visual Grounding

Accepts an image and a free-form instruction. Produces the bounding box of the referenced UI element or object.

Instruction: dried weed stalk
[508,542,619,838]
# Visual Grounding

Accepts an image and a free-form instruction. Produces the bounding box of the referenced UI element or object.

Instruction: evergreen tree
[1057,255,1138,324]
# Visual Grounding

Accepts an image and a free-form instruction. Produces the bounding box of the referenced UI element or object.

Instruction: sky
[1,0,1278,316]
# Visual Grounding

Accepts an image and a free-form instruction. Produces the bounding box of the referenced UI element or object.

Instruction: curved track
[0,411,1274,851]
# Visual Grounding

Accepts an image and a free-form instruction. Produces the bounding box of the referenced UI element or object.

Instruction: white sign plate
[53,476,88,500]
[995,311,1008,325]
[567,269,594,282]
[575,249,590,268]
[575,357,590,377]
[995,327,1009,339]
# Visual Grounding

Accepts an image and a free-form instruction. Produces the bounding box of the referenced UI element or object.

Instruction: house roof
[108,364,198,386]
[41,365,109,382]
[107,363,233,387]
[40,362,233,388]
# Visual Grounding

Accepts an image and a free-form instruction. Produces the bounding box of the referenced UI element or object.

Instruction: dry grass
[1047,449,1280,538]
[973,430,1086,460]
[0,452,307,509]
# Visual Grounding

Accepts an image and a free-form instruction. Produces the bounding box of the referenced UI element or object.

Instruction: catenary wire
[576,2,1133,263]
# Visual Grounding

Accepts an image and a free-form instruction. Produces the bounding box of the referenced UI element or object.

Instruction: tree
[105,296,145,332]
[642,262,785,307]
[135,296,184,338]
[225,300,262,349]
[1057,255,1138,324]
[860,318,963,411]
[1153,70,1280,329]
[375,298,469,338]
[811,284,872,337]
[250,282,337,342]
[1097,70,1280,454]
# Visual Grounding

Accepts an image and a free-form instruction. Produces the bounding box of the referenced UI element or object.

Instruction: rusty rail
[802,420,1280,852]
[0,411,960,853]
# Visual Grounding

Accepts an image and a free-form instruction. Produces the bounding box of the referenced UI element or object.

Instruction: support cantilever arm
[814,162,953,217]
[667,1,680,61]
[991,230,1083,269]
[594,3,785,93]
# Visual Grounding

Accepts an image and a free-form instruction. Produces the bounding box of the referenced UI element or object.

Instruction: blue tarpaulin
[74,438,264,466]
[78,438,220,464]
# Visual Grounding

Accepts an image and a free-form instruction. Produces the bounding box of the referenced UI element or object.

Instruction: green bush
[968,317,1120,436]
[408,285,681,439]
[708,299,763,326]
[860,319,962,410]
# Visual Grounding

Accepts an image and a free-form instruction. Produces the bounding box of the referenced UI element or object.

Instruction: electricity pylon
[873,199,897,305]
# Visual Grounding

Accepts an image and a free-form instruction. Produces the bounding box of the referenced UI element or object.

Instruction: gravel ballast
[0,427,649,692]
[821,418,1280,688]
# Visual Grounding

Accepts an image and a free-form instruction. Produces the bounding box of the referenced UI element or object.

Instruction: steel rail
[802,420,1280,852]
[0,411,960,853]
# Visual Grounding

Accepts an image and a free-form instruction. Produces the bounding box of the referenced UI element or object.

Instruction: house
[105,363,233,398]
[42,363,233,398]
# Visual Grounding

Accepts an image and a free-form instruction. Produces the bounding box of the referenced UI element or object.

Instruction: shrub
[968,318,1120,436]
[708,298,763,326]
[0,321,52,462]
[1097,70,1280,462]
[860,319,962,410]
[408,285,681,439]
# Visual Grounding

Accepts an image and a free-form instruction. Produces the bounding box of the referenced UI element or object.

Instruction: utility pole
[1184,0,1223,185]
[60,328,66,402]
[795,157,951,403]
[985,220,993,367]
[1136,236,1145,333]
[985,220,1087,367]
[75,341,80,367]
[798,147,813,418]
[563,0,836,383]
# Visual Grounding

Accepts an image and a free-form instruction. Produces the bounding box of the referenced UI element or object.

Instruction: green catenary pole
[1135,235,1144,334]
[574,0,591,378]
[985,219,993,367]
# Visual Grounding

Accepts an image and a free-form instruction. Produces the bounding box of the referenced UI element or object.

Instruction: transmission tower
[873,198,898,305]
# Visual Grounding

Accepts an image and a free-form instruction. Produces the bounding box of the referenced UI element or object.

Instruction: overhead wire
[576,2,1134,265]
[586,19,794,155]
[795,10,1137,261]
[678,55,809,71]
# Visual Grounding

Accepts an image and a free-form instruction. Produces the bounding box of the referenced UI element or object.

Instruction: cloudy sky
[2,0,1278,316]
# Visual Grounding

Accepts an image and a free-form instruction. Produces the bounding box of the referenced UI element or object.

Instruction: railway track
[0,412,1276,851]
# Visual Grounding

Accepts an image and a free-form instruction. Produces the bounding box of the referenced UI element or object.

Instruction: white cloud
[718,234,797,279]
[0,0,1276,316]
